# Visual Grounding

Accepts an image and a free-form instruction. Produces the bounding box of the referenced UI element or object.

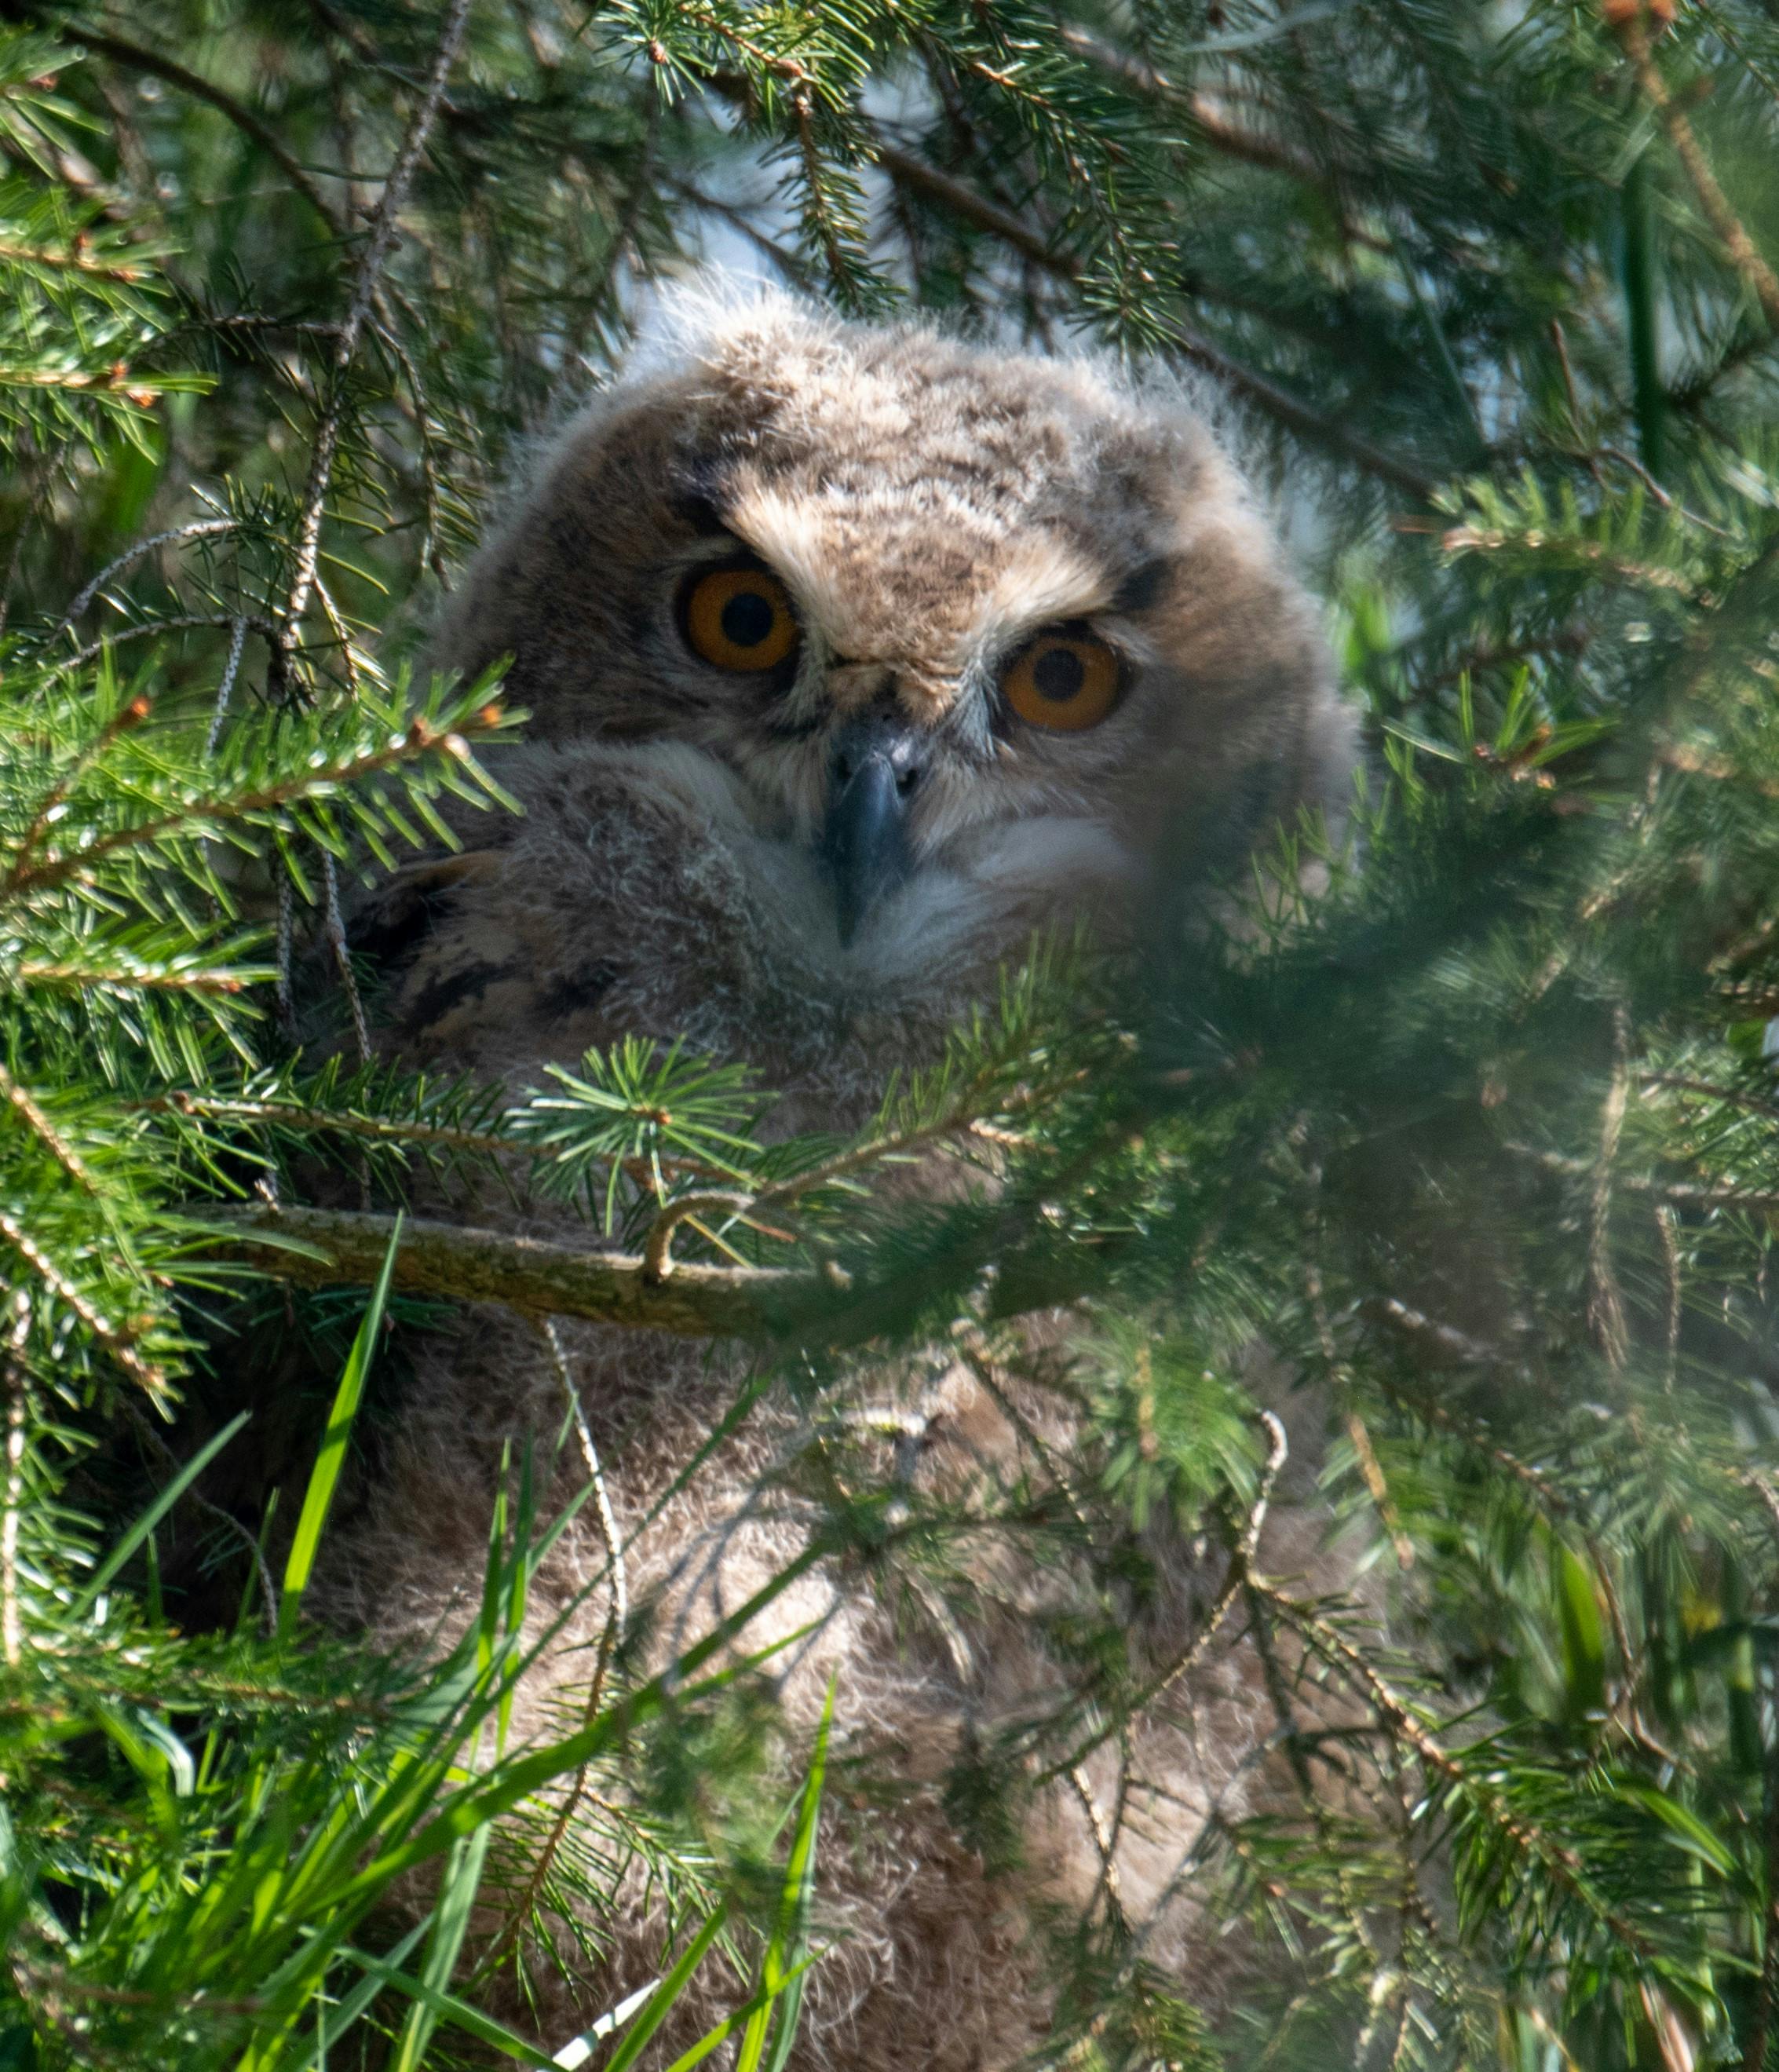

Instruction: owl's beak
[821,714,926,946]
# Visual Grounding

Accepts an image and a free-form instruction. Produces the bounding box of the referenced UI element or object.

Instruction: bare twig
[54,612,279,678]
[275,869,297,1038]
[1587,1005,1633,1371]
[6,9,345,232]
[279,0,475,682]
[2,1291,30,1667]
[205,616,251,755]
[1655,1202,1681,1392]
[1611,6,1779,335]
[49,518,238,641]
[320,851,371,1065]
[542,1319,627,1638]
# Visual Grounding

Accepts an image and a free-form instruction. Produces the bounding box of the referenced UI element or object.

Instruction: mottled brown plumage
[344,291,1353,2068]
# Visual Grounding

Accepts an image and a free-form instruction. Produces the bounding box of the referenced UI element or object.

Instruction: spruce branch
[0,1206,164,1395]
[1039,1409,1288,1786]
[201,1200,825,1339]
[868,131,1437,498]
[279,0,474,682]
[48,517,238,641]
[1255,1581,1663,1964]
[0,1058,100,1193]
[0,703,502,899]
[0,4,346,229]
[1610,2,1779,335]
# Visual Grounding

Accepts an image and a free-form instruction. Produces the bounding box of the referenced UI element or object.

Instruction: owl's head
[413,294,1349,1066]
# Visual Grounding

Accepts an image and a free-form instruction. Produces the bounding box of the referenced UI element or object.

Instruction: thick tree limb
[204,1201,831,1339]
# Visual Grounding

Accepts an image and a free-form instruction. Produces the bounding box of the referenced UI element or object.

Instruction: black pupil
[1032,643,1087,703]
[720,587,776,648]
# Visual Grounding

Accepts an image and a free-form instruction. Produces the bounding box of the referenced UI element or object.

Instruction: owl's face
[421,299,1346,1059]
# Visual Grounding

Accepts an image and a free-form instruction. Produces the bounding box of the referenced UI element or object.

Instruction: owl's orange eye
[681,564,800,674]
[1000,626,1123,733]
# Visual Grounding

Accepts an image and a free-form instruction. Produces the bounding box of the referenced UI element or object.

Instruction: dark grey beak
[821,714,928,946]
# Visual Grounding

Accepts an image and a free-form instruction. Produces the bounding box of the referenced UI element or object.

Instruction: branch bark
[1613,6,1779,334]
[203,1200,831,1339]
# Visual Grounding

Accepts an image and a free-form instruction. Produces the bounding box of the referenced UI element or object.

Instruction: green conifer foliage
[3,0,1779,2066]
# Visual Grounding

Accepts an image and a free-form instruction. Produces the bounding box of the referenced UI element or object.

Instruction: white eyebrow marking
[968,536,1113,656]
[722,488,860,649]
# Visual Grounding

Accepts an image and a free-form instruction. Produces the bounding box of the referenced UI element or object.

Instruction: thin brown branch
[2,1292,28,1668]
[869,137,1437,500]
[1057,24,1388,250]
[4,707,492,899]
[1039,1409,1287,1785]
[1169,317,1438,499]
[280,0,474,676]
[50,518,239,640]
[1,7,344,232]
[1612,7,1779,335]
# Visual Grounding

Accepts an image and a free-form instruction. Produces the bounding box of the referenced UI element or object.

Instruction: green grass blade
[278,1218,401,1640]
[736,1681,831,2072]
[389,1825,494,2072]
[74,1410,250,1615]
[277,1922,429,2072]
[597,1902,730,2072]
[657,1953,821,2072]
[347,1940,560,2067]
